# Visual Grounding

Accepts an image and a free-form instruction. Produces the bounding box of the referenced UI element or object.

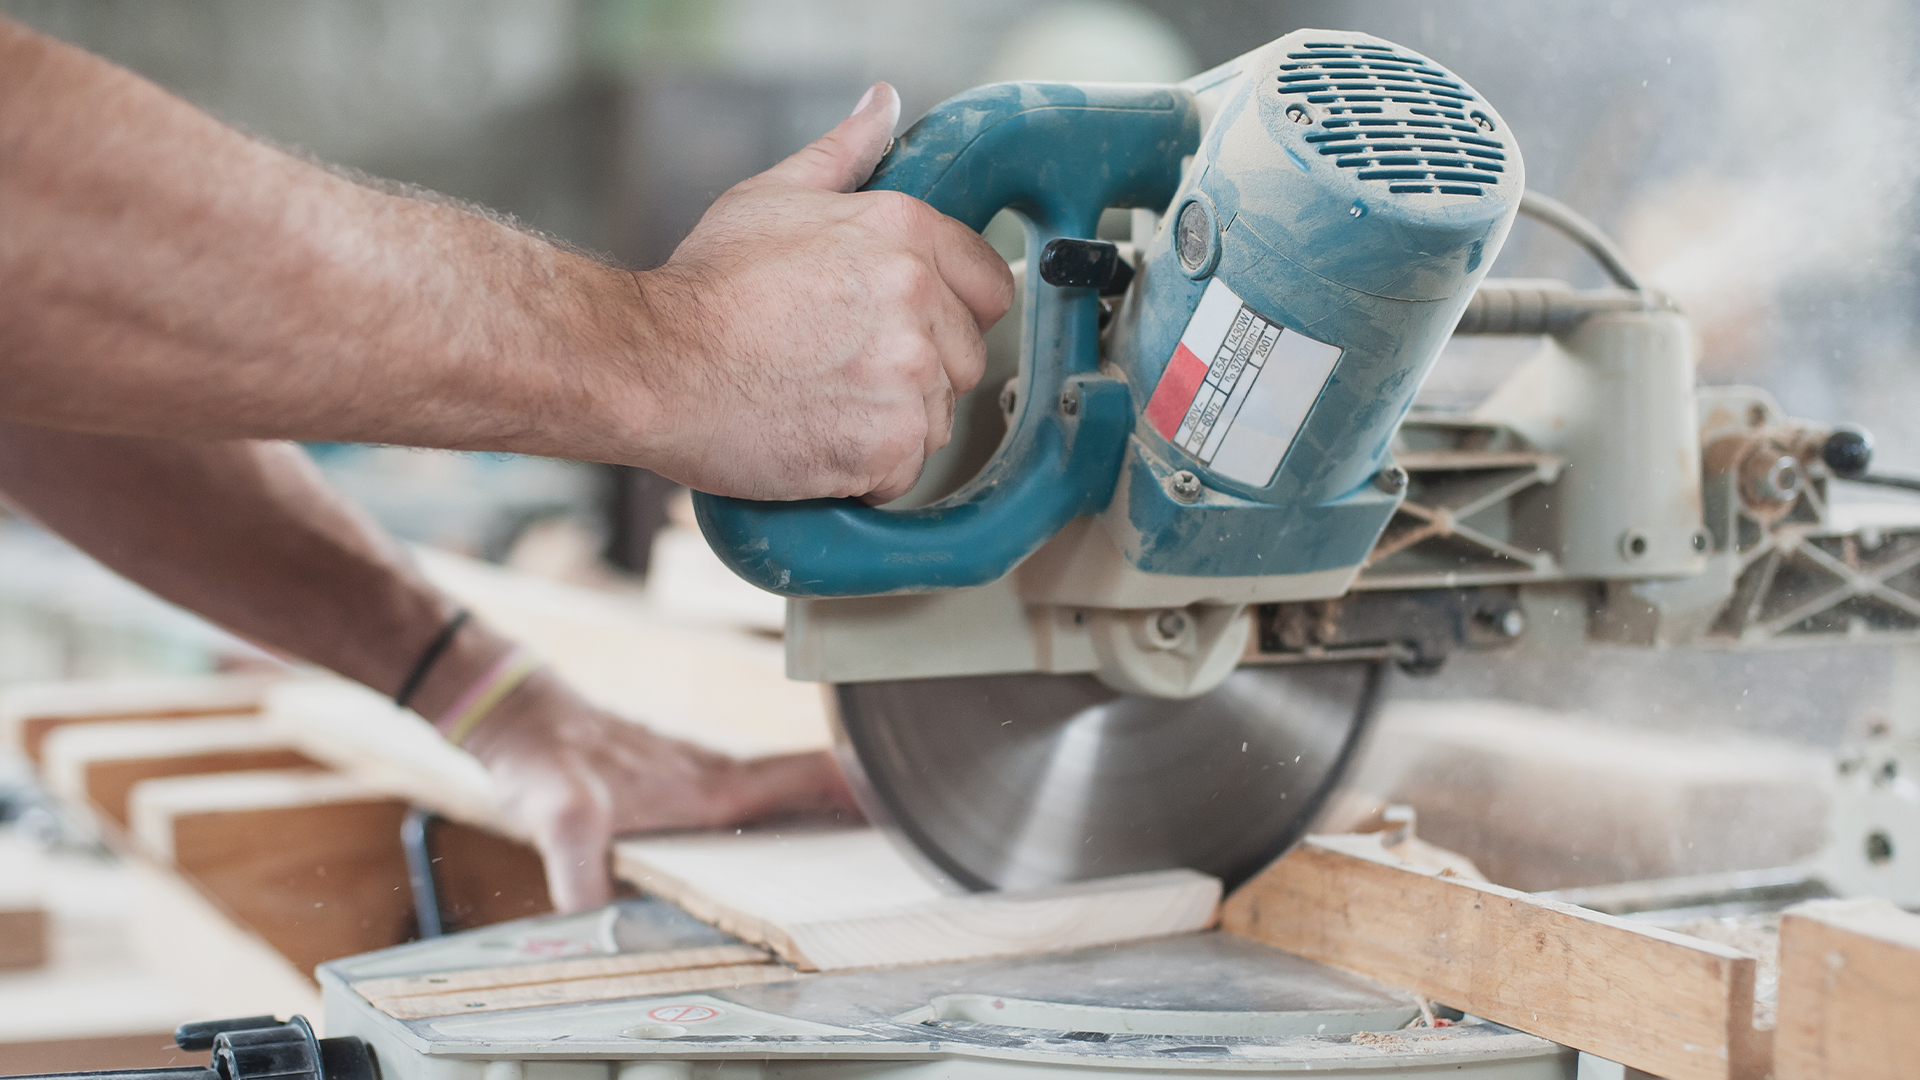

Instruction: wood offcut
[1773,897,1920,1080]
[1222,833,1770,1080]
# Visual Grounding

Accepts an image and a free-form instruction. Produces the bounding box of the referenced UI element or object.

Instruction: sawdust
[1673,914,1779,1030]
[1349,1031,1407,1050]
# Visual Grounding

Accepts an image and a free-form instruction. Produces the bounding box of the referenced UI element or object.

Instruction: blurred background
[4,0,1917,737]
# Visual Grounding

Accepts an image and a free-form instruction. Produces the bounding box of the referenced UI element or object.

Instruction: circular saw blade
[830,663,1382,893]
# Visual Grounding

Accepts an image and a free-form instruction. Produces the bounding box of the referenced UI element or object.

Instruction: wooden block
[614,827,1220,972]
[1774,897,1920,1080]
[1221,833,1769,1080]
[0,827,316,1047]
[353,944,783,1019]
[119,853,324,1026]
[1,674,278,764]
[41,718,316,828]
[128,770,416,976]
[0,1032,191,1074]
[0,908,47,971]
[0,833,48,971]
[422,818,551,931]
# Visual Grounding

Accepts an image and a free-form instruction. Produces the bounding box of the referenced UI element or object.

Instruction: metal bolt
[1470,111,1494,133]
[1620,530,1649,560]
[1285,104,1312,125]
[1692,531,1709,553]
[1059,388,1079,416]
[1758,456,1801,502]
[1155,609,1189,640]
[1373,465,1408,494]
[1167,470,1204,503]
[1176,202,1212,272]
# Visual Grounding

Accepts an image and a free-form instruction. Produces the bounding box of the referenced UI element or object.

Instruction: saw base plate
[320,899,1572,1080]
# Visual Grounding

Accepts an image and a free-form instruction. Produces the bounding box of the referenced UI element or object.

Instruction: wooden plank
[424,818,551,931]
[118,852,324,1025]
[351,943,770,1001]
[0,1032,191,1074]
[40,718,316,828]
[366,961,798,1020]
[0,833,47,972]
[128,770,416,976]
[0,826,317,1047]
[614,827,1220,972]
[1,674,278,764]
[1774,897,1920,1080]
[1220,833,1769,1080]
[0,909,48,972]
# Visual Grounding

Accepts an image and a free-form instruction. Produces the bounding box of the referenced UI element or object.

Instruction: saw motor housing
[696,30,1523,696]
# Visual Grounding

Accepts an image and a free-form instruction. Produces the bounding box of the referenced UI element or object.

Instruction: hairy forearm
[0,19,654,461]
[0,424,512,716]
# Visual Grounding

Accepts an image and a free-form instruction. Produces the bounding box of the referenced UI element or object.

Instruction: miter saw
[690,25,1920,904]
[694,27,1522,894]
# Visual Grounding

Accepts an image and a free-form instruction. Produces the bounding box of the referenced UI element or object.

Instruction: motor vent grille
[1277,40,1508,198]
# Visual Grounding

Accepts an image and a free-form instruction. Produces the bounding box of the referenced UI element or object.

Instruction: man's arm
[0,423,857,910]
[0,19,1012,503]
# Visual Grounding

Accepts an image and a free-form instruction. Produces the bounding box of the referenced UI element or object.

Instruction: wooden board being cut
[1221,833,1769,1080]
[1773,897,1920,1080]
[353,945,788,1019]
[614,827,1220,972]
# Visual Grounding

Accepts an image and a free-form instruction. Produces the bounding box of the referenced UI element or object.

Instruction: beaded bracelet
[435,645,542,746]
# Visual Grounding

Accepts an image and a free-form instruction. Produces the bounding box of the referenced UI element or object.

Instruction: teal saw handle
[695,83,1200,597]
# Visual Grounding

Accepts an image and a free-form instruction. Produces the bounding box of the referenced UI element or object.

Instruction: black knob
[175,1018,279,1052]
[12,1016,373,1080]
[1823,426,1874,479]
[1038,238,1136,295]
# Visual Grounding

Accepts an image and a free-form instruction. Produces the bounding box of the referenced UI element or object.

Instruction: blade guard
[694,84,1201,597]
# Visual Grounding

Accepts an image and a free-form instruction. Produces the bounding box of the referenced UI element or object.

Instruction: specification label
[1143,278,1343,488]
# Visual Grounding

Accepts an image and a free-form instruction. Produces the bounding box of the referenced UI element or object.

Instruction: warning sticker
[1143,278,1344,489]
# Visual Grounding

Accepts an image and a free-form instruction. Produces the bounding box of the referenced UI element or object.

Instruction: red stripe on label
[1145,343,1209,439]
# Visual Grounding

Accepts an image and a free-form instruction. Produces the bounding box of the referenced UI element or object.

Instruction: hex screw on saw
[9,1016,377,1080]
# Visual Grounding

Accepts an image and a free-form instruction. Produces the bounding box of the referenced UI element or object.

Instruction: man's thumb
[758,82,901,193]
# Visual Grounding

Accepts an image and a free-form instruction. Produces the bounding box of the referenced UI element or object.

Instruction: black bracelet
[395,609,471,710]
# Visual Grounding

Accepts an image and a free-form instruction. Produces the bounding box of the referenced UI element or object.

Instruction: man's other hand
[631,83,1015,504]
[462,671,862,912]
